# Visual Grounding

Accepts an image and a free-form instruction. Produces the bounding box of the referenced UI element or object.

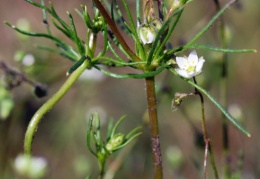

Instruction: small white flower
[175,50,205,78]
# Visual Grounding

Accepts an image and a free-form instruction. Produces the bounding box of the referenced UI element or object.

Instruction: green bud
[150,18,162,32]
[106,133,125,152]
[137,24,156,45]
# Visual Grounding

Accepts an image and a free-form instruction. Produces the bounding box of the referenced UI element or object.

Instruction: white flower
[175,50,205,78]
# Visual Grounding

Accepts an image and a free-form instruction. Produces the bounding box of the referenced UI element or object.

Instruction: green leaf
[184,0,238,48]
[87,114,97,157]
[167,45,257,57]
[95,63,168,79]
[36,45,77,62]
[110,115,126,138]
[66,55,89,75]
[67,12,85,55]
[146,7,183,66]
[154,8,184,62]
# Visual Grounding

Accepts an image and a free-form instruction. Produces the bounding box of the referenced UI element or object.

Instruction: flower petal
[195,57,205,73]
[188,50,198,66]
[176,69,193,78]
[176,57,188,70]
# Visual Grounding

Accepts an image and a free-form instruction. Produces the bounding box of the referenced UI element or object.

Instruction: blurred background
[0,0,259,178]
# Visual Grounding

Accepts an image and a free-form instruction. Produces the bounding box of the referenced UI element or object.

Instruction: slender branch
[212,0,231,177]
[194,77,219,179]
[145,76,163,179]
[24,60,89,155]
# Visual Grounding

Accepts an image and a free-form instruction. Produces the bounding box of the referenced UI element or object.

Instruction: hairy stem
[145,76,163,179]
[24,60,89,155]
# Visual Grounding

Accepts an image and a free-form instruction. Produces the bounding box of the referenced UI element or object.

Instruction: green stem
[98,157,106,179]
[145,76,163,179]
[212,0,231,177]
[194,78,219,179]
[24,60,89,155]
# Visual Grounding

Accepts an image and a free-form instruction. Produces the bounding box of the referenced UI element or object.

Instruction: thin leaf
[146,7,183,66]
[154,8,184,61]
[113,132,142,150]
[94,56,145,66]
[48,2,72,33]
[40,0,51,35]
[25,0,72,33]
[185,0,238,48]
[126,126,142,139]
[36,45,77,61]
[110,115,126,138]
[67,12,85,55]
[5,22,80,59]
[174,45,256,54]
[66,55,88,75]
[5,22,68,49]
[95,63,168,79]
[122,0,137,35]
[87,115,98,157]
[51,18,72,40]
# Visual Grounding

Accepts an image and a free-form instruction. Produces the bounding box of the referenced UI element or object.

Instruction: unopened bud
[137,25,156,45]
[106,133,125,152]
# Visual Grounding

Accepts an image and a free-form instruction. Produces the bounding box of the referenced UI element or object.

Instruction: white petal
[195,57,205,73]
[188,50,198,66]
[175,69,193,78]
[176,57,189,70]
[146,31,155,44]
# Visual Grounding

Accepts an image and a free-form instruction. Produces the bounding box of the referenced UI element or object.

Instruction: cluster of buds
[81,5,105,34]
[87,113,142,166]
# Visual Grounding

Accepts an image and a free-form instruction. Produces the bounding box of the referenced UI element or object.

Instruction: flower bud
[137,25,156,45]
[14,154,47,178]
[106,133,125,152]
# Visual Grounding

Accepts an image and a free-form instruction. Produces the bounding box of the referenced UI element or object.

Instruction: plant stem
[194,78,219,179]
[212,0,231,177]
[98,158,106,179]
[24,60,89,155]
[145,76,163,179]
[92,0,141,62]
